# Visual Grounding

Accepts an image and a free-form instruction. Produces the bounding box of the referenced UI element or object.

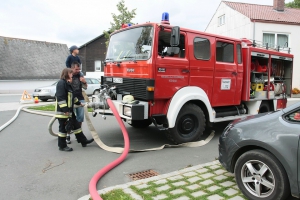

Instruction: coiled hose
[89,98,130,200]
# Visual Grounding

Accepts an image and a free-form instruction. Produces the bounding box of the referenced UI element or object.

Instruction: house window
[216,41,234,63]
[95,60,102,71]
[218,15,225,26]
[194,37,211,60]
[263,33,289,48]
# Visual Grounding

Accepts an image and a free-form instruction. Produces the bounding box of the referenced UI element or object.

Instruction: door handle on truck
[232,72,237,76]
[182,69,190,73]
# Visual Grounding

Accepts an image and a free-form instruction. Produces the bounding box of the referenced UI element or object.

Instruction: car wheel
[235,149,290,200]
[41,99,48,102]
[128,119,152,129]
[93,90,100,95]
[166,103,206,144]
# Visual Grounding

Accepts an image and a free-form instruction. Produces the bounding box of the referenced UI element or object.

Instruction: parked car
[219,102,300,199]
[33,78,101,101]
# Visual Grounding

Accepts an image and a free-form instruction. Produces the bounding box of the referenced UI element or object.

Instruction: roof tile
[223,1,300,24]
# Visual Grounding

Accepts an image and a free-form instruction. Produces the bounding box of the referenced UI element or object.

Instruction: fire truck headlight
[123,105,132,117]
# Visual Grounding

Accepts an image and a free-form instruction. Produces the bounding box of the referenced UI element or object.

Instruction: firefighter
[55,68,94,151]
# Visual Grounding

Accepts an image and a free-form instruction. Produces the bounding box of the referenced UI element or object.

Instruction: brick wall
[79,35,107,73]
[274,0,285,11]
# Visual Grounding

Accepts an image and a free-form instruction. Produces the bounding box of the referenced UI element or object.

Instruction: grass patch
[28,104,93,112]
[98,189,134,200]
[130,165,247,200]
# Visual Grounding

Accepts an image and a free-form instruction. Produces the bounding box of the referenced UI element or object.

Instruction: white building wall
[205,2,300,88]
[205,2,252,39]
[254,22,300,88]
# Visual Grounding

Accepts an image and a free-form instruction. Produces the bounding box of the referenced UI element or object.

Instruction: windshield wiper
[121,56,137,63]
[105,58,114,62]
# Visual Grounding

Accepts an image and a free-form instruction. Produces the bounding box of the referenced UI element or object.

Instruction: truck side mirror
[170,26,180,47]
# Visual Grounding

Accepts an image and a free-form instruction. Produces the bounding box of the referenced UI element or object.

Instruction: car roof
[282,102,300,113]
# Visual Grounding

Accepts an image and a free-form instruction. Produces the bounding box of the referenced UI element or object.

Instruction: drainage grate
[128,170,159,181]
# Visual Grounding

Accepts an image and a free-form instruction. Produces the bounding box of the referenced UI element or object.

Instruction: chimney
[273,0,285,11]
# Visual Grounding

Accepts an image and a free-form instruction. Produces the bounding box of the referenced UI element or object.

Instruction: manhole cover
[128,170,159,181]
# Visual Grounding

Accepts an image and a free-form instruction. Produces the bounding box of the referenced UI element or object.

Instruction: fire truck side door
[212,40,237,106]
[155,31,189,99]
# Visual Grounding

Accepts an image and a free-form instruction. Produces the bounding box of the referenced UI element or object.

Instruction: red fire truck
[100,13,293,144]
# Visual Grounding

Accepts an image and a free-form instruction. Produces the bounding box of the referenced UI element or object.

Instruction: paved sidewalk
[79,160,246,200]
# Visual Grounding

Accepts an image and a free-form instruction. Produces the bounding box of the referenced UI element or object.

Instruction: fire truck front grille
[103,77,154,101]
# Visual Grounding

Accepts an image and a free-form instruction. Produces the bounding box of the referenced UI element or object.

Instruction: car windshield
[106,26,154,62]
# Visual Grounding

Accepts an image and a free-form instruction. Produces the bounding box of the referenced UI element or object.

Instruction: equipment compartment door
[155,31,189,99]
[212,40,237,106]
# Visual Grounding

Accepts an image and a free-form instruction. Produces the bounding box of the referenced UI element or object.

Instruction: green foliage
[99,189,134,200]
[286,0,300,8]
[29,104,93,112]
[103,0,137,47]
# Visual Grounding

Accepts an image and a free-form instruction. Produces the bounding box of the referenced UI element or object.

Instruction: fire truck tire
[259,101,271,113]
[167,103,206,144]
[128,119,152,129]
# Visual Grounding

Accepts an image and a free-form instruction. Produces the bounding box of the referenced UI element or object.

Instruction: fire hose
[0,87,214,200]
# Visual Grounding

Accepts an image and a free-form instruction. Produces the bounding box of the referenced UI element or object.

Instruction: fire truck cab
[100,13,293,144]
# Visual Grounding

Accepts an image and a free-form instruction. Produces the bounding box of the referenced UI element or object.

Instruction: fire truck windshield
[106,26,154,62]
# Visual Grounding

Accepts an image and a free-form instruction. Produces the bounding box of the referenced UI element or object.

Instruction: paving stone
[183,171,198,177]
[172,181,187,186]
[209,165,220,170]
[233,185,239,190]
[186,184,200,190]
[123,188,143,200]
[200,173,215,179]
[199,179,214,186]
[214,169,227,175]
[196,168,208,174]
[223,188,239,196]
[207,185,221,192]
[136,183,149,189]
[207,194,224,200]
[228,196,246,200]
[153,194,168,200]
[191,191,207,198]
[225,172,235,177]
[154,179,168,185]
[170,189,185,195]
[187,176,201,183]
[156,185,171,192]
[220,181,236,187]
[213,175,228,181]
[143,190,152,194]
[174,196,190,200]
[168,175,184,181]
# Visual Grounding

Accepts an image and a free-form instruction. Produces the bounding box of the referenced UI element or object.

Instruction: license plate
[113,78,123,83]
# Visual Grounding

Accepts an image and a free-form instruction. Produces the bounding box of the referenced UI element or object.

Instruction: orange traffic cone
[34,97,39,104]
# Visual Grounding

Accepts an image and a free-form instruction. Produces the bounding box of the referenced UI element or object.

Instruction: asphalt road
[0,110,227,200]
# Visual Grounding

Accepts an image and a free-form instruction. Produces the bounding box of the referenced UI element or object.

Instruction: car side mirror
[166,47,180,56]
[170,26,180,47]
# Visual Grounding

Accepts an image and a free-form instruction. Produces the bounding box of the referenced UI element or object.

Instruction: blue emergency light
[161,12,170,24]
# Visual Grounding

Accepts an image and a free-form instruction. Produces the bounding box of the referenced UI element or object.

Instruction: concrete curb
[78,160,220,200]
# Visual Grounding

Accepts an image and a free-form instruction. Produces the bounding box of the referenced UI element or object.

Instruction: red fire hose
[89,98,130,200]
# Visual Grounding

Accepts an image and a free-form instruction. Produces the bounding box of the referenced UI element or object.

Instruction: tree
[103,0,136,47]
[286,0,300,8]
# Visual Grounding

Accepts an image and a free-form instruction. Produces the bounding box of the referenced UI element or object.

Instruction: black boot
[75,132,94,147]
[58,136,73,152]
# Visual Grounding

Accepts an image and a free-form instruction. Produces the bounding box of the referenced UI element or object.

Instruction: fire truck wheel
[128,119,152,129]
[259,101,271,113]
[167,103,206,144]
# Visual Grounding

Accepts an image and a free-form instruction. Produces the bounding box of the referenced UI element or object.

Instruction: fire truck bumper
[95,100,149,121]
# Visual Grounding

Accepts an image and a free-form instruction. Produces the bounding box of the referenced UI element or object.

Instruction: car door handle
[182,69,190,73]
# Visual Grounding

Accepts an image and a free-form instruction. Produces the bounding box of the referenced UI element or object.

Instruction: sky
[0,0,294,47]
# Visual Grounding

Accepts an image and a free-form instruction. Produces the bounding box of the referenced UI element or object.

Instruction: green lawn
[99,189,134,200]
[28,104,93,112]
